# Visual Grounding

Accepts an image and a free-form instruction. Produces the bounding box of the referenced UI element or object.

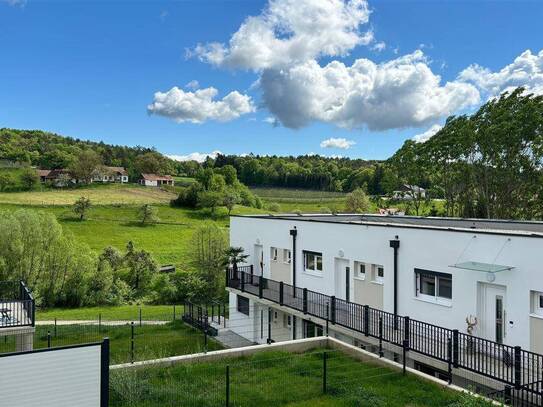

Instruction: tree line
[387,88,543,220]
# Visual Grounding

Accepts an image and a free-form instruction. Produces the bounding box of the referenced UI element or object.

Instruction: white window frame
[415,269,452,306]
[532,291,543,317]
[303,251,323,273]
[271,247,278,262]
[372,265,384,284]
[283,249,291,264]
[354,262,366,280]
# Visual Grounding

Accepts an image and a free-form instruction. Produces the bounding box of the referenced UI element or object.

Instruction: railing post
[447,337,453,385]
[403,316,410,350]
[279,281,284,306]
[303,288,308,314]
[47,330,51,348]
[504,385,512,405]
[452,329,459,368]
[250,264,254,285]
[225,365,230,407]
[31,301,35,327]
[204,313,208,353]
[363,305,369,336]
[378,316,384,357]
[325,302,329,337]
[241,272,245,292]
[322,351,327,394]
[259,276,264,299]
[514,346,522,390]
[330,296,336,325]
[267,307,272,344]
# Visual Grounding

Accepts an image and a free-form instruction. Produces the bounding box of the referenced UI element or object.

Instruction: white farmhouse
[227,214,543,357]
[138,173,174,187]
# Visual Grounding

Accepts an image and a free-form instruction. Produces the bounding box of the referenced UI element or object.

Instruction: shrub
[268,202,281,212]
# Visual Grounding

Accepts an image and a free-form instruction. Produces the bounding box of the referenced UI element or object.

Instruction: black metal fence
[227,266,543,405]
[0,280,35,328]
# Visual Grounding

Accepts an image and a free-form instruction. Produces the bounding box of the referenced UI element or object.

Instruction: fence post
[259,276,263,299]
[514,346,522,389]
[204,313,208,353]
[279,281,284,306]
[139,307,142,327]
[267,308,272,344]
[303,288,308,314]
[322,351,327,394]
[330,296,336,325]
[403,316,410,350]
[452,329,459,368]
[447,337,453,385]
[173,305,176,321]
[54,318,57,337]
[325,302,330,337]
[47,330,51,348]
[100,338,110,407]
[225,365,230,407]
[378,316,384,357]
[504,385,512,405]
[402,339,408,375]
[130,322,135,364]
[364,305,369,336]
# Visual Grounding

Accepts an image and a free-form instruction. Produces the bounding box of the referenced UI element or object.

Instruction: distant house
[138,174,174,187]
[392,184,426,200]
[43,169,77,187]
[92,166,128,183]
[37,169,51,183]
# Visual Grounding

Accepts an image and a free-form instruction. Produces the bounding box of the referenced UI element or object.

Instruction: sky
[1,0,542,162]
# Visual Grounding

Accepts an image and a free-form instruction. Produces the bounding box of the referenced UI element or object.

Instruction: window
[283,249,291,264]
[283,314,292,328]
[271,247,278,262]
[354,262,366,280]
[415,269,452,304]
[372,265,384,283]
[303,251,323,273]
[237,295,250,316]
[531,291,543,316]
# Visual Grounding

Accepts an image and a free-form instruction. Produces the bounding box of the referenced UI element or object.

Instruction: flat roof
[232,214,543,238]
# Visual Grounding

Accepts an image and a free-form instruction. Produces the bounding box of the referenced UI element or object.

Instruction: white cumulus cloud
[459,49,543,96]
[185,80,200,90]
[167,150,223,163]
[320,137,356,149]
[192,0,372,71]
[260,51,480,130]
[412,124,443,143]
[147,86,255,123]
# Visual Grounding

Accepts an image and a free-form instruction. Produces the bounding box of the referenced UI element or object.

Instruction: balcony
[227,266,543,404]
[0,281,35,329]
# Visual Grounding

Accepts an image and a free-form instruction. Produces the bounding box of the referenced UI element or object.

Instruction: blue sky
[1,0,542,161]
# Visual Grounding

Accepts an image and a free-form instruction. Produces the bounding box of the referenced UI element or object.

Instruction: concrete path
[214,329,255,348]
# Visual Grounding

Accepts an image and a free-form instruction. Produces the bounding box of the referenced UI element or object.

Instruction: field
[110,348,489,406]
[37,304,179,321]
[0,183,176,205]
[252,187,349,213]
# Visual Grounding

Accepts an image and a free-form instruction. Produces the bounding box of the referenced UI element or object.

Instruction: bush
[268,202,281,212]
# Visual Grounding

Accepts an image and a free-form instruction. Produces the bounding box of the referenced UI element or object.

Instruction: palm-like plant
[223,246,249,279]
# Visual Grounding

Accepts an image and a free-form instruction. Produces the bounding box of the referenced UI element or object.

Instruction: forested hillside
[0,128,178,179]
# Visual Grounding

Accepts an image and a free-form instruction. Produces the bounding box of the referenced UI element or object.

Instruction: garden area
[110,348,494,406]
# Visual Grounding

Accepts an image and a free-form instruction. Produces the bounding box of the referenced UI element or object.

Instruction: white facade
[228,214,543,353]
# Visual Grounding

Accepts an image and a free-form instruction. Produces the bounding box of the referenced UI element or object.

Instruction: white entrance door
[478,283,507,344]
[334,259,350,301]
[254,244,264,276]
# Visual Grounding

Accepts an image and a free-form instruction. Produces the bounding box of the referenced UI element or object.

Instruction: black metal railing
[227,268,543,404]
[0,281,35,328]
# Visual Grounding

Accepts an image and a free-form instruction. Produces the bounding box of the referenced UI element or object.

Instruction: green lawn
[110,348,493,407]
[37,305,180,321]
[0,321,222,364]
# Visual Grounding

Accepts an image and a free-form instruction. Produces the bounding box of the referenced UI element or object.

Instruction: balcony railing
[227,266,543,402]
[0,281,35,328]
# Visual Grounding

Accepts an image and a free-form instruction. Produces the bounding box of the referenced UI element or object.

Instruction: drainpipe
[389,237,400,329]
[290,227,298,291]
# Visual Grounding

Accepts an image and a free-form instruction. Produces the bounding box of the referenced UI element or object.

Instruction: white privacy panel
[0,344,102,407]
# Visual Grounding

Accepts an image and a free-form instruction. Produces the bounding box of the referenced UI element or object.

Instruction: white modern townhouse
[225,214,543,397]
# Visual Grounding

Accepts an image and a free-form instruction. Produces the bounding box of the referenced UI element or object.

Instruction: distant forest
[3,87,543,220]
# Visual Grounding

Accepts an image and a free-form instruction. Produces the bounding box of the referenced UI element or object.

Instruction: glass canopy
[449,261,514,273]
